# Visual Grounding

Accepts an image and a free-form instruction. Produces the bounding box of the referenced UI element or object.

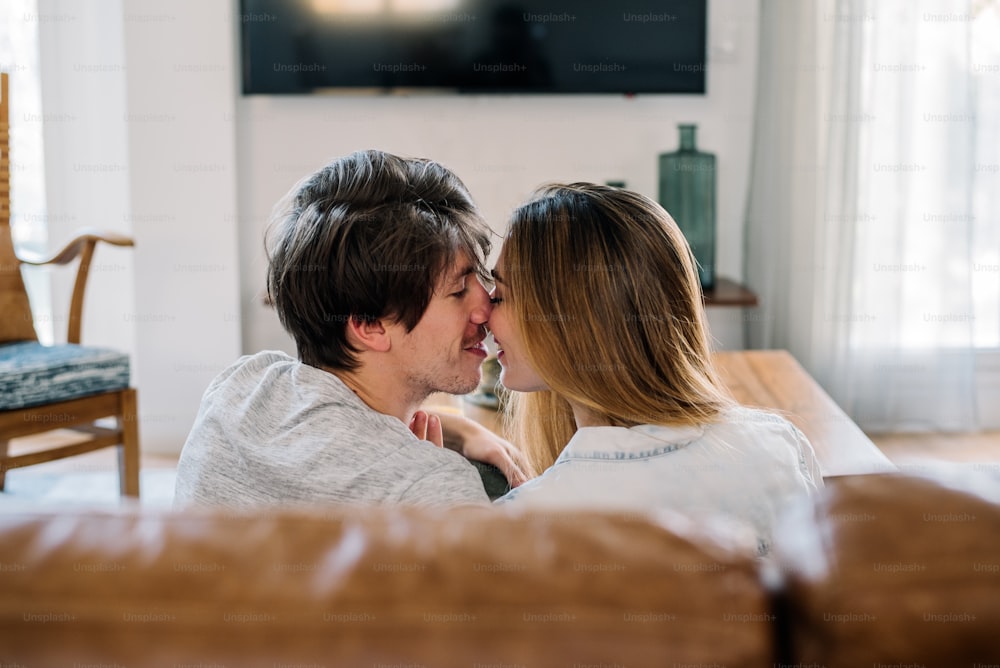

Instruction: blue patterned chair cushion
[0,342,131,411]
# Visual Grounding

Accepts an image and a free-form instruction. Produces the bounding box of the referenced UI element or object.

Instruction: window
[1,0,52,343]
[851,0,999,351]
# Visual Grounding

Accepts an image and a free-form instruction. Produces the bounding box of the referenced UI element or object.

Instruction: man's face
[387,252,491,399]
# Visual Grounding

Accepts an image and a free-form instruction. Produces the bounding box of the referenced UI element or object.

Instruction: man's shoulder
[206,350,297,390]
[402,441,482,472]
[394,447,490,505]
[206,351,363,405]
[226,349,300,377]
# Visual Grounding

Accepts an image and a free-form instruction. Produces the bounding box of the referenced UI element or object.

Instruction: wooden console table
[712,350,893,478]
[429,349,893,479]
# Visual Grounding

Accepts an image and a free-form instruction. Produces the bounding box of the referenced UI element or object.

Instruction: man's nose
[470,281,492,323]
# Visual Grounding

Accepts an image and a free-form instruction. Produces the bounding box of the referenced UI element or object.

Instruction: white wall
[32,0,757,455]
[119,0,243,454]
[237,0,761,354]
[36,0,134,356]
[36,0,243,455]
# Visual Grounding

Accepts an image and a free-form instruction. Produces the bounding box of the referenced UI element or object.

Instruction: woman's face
[487,252,548,392]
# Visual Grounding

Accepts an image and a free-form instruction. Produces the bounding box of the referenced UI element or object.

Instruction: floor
[2,429,180,473]
[868,430,1000,468]
[3,428,1000,504]
[13,427,1000,466]
[1,430,180,506]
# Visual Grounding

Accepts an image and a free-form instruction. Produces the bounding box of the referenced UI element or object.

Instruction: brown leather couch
[1,473,998,667]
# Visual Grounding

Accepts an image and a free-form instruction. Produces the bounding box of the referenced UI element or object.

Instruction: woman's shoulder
[714,406,823,487]
[704,406,815,461]
[716,405,805,436]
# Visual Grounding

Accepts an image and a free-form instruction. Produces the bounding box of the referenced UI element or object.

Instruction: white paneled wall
[34,0,759,453]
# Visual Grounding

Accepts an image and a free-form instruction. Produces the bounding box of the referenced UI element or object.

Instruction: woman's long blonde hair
[501,183,734,477]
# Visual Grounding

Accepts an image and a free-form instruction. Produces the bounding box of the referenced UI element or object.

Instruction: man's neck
[327,366,424,425]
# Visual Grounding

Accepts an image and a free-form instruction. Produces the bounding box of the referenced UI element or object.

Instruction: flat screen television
[240,0,707,95]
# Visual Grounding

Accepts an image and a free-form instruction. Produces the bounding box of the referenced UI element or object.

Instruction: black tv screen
[240,0,707,95]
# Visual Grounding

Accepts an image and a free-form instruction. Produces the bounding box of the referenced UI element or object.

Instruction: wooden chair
[0,72,139,496]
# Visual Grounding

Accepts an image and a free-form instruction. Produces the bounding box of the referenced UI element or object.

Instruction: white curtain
[1,0,51,341]
[745,0,1000,432]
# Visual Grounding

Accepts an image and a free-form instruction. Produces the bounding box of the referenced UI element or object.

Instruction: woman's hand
[409,410,527,488]
[431,412,528,488]
[408,410,444,448]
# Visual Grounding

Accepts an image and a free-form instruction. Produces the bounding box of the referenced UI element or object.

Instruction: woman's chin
[499,370,547,394]
[498,370,521,392]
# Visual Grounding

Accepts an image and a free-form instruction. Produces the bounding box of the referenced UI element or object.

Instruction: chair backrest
[0,72,39,344]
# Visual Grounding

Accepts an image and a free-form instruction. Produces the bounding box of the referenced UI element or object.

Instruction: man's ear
[345,316,392,353]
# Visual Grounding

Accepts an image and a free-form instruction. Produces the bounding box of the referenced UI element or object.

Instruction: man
[174,150,515,508]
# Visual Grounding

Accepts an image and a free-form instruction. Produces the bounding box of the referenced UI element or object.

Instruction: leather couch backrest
[773,472,1000,667]
[0,504,770,668]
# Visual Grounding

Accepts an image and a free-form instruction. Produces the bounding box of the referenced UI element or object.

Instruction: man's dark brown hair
[266,149,492,370]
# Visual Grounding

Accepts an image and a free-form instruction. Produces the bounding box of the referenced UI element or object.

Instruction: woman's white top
[496,406,824,555]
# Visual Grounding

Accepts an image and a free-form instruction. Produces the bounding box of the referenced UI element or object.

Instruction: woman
[486,183,822,555]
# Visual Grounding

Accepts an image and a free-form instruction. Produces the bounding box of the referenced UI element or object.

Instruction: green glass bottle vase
[658,124,716,290]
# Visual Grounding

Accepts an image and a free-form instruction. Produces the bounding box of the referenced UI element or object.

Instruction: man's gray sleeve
[399,460,491,506]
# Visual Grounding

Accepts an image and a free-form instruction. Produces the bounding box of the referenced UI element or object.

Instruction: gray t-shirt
[173,351,490,508]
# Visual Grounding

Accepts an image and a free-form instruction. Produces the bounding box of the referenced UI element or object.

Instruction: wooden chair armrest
[18,228,135,344]
[18,228,134,266]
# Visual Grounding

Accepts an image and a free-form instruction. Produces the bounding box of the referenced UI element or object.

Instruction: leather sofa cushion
[773,473,1000,667]
[0,505,769,667]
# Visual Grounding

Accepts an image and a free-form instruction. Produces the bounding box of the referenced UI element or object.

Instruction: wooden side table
[703,277,758,307]
[703,277,758,349]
